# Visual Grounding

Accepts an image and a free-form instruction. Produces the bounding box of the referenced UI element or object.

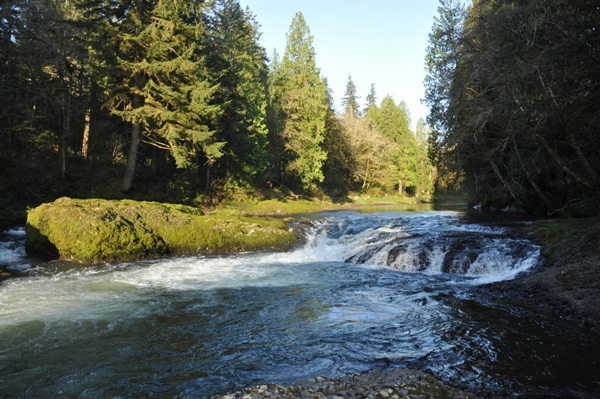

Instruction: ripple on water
[0,211,598,398]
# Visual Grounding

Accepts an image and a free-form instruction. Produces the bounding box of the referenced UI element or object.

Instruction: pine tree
[367,96,418,195]
[341,75,360,117]
[266,48,286,183]
[276,12,329,191]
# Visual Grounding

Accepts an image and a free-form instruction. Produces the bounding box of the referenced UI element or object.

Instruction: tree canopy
[0,0,439,225]
[425,0,600,215]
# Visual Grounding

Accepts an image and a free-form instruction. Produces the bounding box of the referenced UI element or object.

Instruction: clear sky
[237,0,441,129]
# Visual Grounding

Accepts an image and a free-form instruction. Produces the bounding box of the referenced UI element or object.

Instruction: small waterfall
[293,211,540,282]
[0,227,30,273]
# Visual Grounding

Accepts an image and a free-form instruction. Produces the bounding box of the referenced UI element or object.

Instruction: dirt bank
[479,218,600,333]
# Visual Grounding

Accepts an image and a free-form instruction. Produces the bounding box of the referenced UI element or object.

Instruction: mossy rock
[26,197,298,264]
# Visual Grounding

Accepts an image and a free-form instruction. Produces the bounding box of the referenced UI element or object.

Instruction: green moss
[240,199,344,216]
[532,218,600,249]
[26,197,298,264]
[530,217,600,263]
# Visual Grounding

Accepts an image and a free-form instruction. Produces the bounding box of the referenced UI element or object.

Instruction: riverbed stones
[210,369,476,399]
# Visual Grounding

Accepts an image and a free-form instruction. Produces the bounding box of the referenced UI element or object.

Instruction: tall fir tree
[207,0,270,187]
[275,12,329,191]
[363,83,377,116]
[107,0,221,191]
[423,0,464,167]
[367,96,419,194]
[266,48,286,183]
[341,75,360,117]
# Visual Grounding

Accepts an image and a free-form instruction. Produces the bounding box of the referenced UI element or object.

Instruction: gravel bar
[211,368,476,399]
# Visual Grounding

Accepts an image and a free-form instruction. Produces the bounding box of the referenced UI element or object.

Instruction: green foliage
[423,0,464,168]
[366,96,420,194]
[270,12,330,191]
[26,197,298,263]
[206,0,271,185]
[363,83,377,115]
[111,0,222,168]
[342,75,360,117]
[241,199,341,216]
[532,219,600,253]
[429,0,600,215]
[2,0,446,225]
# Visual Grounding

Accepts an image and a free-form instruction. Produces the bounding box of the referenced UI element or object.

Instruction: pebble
[210,369,476,399]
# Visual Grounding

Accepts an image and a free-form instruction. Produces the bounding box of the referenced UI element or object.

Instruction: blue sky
[237,0,442,129]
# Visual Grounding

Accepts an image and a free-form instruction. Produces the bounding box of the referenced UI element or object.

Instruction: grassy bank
[484,217,600,332]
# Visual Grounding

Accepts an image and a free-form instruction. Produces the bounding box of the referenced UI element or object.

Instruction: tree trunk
[122,0,145,192]
[81,77,92,159]
[534,132,592,188]
[511,134,558,214]
[205,161,211,195]
[151,147,157,174]
[488,156,525,208]
[122,122,140,192]
[122,76,142,192]
[60,89,70,179]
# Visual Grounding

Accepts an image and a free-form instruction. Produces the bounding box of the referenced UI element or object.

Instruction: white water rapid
[2,210,598,399]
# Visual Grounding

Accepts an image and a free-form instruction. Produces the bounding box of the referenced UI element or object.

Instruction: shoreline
[210,369,476,399]
[477,218,600,334]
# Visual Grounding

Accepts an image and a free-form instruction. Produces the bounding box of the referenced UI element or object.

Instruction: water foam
[292,211,540,283]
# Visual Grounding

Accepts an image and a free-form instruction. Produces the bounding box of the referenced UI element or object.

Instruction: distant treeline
[424,0,600,216]
[0,0,435,220]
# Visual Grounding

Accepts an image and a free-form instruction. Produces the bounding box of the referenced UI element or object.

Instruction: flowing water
[1,207,599,398]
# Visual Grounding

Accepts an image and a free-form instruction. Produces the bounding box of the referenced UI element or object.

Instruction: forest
[0,0,434,231]
[1,0,599,232]
[424,0,600,216]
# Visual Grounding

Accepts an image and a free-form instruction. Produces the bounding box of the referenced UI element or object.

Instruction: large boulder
[26,197,298,263]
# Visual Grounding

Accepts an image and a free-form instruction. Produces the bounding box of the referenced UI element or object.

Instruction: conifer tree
[341,75,360,117]
[266,48,286,182]
[207,0,270,186]
[364,83,377,115]
[423,0,464,166]
[275,12,329,191]
[367,96,418,194]
[109,0,221,190]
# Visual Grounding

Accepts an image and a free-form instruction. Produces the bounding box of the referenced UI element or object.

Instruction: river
[1,206,599,398]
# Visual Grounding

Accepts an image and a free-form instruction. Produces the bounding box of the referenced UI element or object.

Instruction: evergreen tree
[276,12,329,191]
[423,0,464,166]
[364,83,377,115]
[442,0,600,214]
[415,118,435,195]
[108,0,221,190]
[322,79,351,194]
[207,0,270,187]
[367,96,418,194]
[341,75,360,117]
[266,48,286,183]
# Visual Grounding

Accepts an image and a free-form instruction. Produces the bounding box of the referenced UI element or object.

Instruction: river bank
[211,369,475,399]
[478,217,600,334]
